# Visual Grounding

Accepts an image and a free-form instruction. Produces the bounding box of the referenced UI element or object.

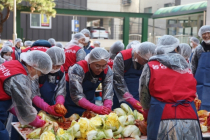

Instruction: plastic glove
[143,109,149,121]
[78,98,111,115]
[123,92,144,114]
[46,105,62,117]
[9,107,16,116]
[103,99,112,110]
[29,116,46,128]
[207,115,210,126]
[56,95,65,105]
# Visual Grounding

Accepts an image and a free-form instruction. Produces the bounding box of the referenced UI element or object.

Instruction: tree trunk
[0,7,10,34]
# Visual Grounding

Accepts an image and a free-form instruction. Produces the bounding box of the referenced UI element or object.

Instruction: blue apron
[189,52,194,63]
[195,51,210,111]
[147,97,200,140]
[65,79,100,117]
[84,49,91,55]
[112,62,142,110]
[0,100,12,140]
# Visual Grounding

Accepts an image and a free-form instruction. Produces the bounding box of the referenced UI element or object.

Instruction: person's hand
[54,103,67,116]
[91,106,111,115]
[126,98,144,114]
[29,116,46,128]
[46,105,62,117]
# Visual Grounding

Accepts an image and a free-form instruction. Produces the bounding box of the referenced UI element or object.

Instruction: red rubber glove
[46,105,62,117]
[143,109,149,121]
[123,92,144,114]
[103,99,112,110]
[78,98,111,115]
[9,107,16,116]
[29,116,46,128]
[207,115,210,126]
[55,95,65,105]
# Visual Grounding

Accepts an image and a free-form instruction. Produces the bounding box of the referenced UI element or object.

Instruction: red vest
[63,45,81,81]
[28,46,49,52]
[0,60,28,100]
[120,48,133,73]
[148,61,197,119]
[11,48,16,60]
[21,47,30,52]
[107,59,113,69]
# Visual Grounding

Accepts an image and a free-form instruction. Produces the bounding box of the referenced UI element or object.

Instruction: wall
[1,0,87,41]
[181,0,207,5]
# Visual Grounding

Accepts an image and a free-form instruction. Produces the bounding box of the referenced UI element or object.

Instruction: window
[30,14,52,29]
[164,3,173,7]
[144,7,152,13]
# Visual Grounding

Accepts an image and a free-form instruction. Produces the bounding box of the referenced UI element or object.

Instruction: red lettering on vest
[0,60,27,100]
[148,61,197,120]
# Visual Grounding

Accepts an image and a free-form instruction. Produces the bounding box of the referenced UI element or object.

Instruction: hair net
[126,40,140,49]
[46,46,65,65]
[178,43,192,60]
[156,35,179,55]
[4,41,13,47]
[109,41,124,59]
[94,41,101,46]
[55,42,64,48]
[190,37,200,45]
[48,38,56,46]
[135,42,156,60]
[198,25,210,38]
[20,50,52,74]
[15,38,22,45]
[65,33,85,49]
[24,41,33,46]
[80,28,91,36]
[87,47,110,64]
[1,46,13,53]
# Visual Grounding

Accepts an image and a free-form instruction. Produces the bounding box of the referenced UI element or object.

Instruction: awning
[153,1,207,19]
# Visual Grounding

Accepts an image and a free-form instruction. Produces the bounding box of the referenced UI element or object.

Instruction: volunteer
[14,38,22,56]
[32,47,67,114]
[0,46,13,62]
[0,51,52,139]
[189,37,200,62]
[24,41,33,48]
[178,43,192,62]
[22,40,51,52]
[191,25,210,111]
[126,40,140,49]
[63,33,86,81]
[55,42,64,48]
[108,41,124,69]
[65,48,113,117]
[3,41,19,60]
[112,42,156,113]
[48,38,56,46]
[94,41,101,47]
[81,28,94,54]
[139,35,201,140]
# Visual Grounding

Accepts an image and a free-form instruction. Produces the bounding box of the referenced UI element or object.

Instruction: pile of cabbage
[27,103,144,140]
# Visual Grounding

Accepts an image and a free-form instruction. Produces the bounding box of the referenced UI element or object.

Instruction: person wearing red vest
[64,48,113,117]
[3,41,19,60]
[139,35,202,140]
[0,50,52,140]
[63,33,86,81]
[112,42,156,114]
[81,28,95,55]
[22,40,51,52]
[14,38,22,57]
[31,47,67,115]
[108,41,124,69]
[0,46,13,62]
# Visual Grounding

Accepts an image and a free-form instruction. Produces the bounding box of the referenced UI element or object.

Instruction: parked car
[87,27,109,39]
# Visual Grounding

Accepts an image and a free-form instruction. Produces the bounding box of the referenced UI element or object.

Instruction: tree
[0,0,56,35]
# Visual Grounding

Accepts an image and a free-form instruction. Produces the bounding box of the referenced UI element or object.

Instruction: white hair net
[198,25,210,38]
[190,37,200,45]
[126,40,140,49]
[80,28,91,36]
[178,43,192,60]
[135,42,156,60]
[24,41,33,46]
[4,41,13,47]
[20,50,52,74]
[156,35,180,55]
[109,41,124,59]
[1,46,13,53]
[48,38,56,46]
[15,38,22,45]
[46,46,65,65]
[65,33,85,49]
[94,41,101,46]
[55,42,64,48]
[87,47,110,64]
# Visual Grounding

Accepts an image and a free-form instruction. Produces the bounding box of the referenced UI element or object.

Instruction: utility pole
[13,0,17,44]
